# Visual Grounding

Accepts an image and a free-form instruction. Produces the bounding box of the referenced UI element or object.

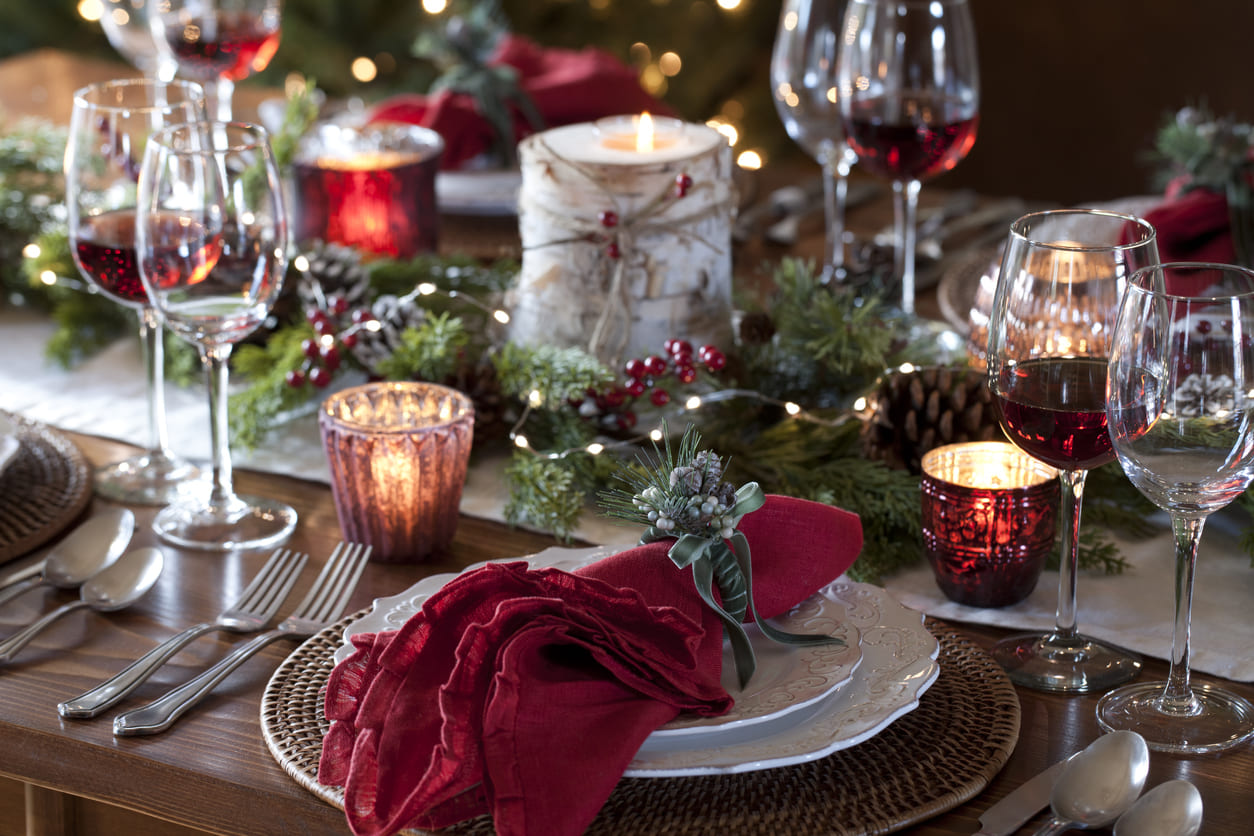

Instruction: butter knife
[975,758,1068,836]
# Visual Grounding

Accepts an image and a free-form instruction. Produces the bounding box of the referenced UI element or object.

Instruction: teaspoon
[1032,730,1150,835]
[0,509,135,608]
[1113,780,1203,836]
[0,546,164,664]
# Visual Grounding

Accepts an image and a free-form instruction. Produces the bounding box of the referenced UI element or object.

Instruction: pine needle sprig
[503,452,588,541]
[492,341,614,405]
[229,325,325,450]
[374,311,469,382]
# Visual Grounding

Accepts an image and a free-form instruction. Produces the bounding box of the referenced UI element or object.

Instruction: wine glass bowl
[985,208,1159,693]
[837,0,979,314]
[65,78,207,505]
[770,0,858,282]
[137,121,296,551]
[1099,262,1254,753]
[151,0,281,122]
[99,0,177,80]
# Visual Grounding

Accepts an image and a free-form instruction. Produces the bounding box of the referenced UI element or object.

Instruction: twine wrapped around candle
[511,121,735,366]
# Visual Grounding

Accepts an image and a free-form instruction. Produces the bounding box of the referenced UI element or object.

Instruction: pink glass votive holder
[292,122,443,259]
[920,442,1059,608]
[319,382,474,563]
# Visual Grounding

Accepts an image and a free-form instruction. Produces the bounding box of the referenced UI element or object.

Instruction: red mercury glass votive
[292,122,443,259]
[920,441,1060,608]
[319,382,474,563]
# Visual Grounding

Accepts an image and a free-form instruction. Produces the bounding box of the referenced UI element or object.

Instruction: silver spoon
[1113,780,1203,836]
[1032,730,1150,835]
[0,546,164,664]
[0,509,135,608]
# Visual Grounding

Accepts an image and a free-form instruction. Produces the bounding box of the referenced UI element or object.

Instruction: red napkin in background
[318,494,862,836]
[369,34,675,170]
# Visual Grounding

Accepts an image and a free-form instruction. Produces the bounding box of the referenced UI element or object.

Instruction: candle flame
[636,112,655,153]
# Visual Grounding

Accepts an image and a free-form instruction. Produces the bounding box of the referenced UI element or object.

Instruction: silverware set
[0,528,369,736]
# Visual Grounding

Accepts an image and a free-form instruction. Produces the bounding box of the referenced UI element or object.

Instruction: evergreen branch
[229,325,325,450]
[503,451,587,541]
[492,341,614,405]
[374,312,469,382]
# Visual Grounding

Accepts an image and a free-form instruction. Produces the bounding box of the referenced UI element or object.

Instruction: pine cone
[349,293,429,375]
[738,311,776,345]
[295,241,372,310]
[859,366,1001,473]
[444,360,509,443]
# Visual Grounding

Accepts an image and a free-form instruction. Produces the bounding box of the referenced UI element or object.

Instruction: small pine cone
[444,360,509,443]
[859,366,1001,473]
[295,241,372,310]
[350,294,428,375]
[738,311,776,345]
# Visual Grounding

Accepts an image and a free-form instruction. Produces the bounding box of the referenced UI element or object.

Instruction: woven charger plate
[0,411,92,563]
[262,616,1019,835]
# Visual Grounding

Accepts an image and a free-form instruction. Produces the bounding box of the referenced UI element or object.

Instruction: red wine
[292,152,439,259]
[162,11,280,82]
[73,209,147,304]
[993,357,1115,471]
[844,93,978,182]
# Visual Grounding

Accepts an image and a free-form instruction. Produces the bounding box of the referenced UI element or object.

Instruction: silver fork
[112,542,370,737]
[58,548,309,719]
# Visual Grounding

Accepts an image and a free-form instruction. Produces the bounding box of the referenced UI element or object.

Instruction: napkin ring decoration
[602,428,842,689]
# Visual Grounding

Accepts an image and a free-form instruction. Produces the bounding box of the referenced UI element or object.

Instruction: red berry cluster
[587,172,694,260]
[284,295,376,389]
[574,338,727,431]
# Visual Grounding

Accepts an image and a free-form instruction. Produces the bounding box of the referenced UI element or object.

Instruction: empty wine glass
[1100,262,1254,753]
[65,78,207,505]
[99,0,177,81]
[150,0,282,122]
[836,0,979,315]
[136,121,296,550]
[771,0,858,283]
[986,209,1159,693]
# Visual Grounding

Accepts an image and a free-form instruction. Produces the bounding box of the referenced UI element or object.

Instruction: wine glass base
[153,493,297,552]
[992,632,1142,694]
[93,453,205,507]
[1097,681,1254,754]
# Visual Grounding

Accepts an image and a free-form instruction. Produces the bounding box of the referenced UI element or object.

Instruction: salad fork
[112,542,371,736]
[59,548,309,719]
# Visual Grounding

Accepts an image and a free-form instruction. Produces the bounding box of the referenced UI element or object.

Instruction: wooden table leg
[24,784,74,836]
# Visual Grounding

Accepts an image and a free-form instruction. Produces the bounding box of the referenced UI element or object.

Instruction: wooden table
[1,433,1252,836]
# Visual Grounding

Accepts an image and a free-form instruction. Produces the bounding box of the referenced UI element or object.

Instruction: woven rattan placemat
[0,412,92,563]
[262,616,1019,835]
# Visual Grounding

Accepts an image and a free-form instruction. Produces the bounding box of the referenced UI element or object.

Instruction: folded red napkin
[1121,178,1239,296]
[318,494,862,836]
[369,34,674,170]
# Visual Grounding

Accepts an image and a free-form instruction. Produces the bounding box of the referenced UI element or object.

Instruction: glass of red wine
[136,121,296,550]
[151,0,281,122]
[986,208,1158,693]
[1100,262,1254,753]
[64,78,208,505]
[771,0,858,284]
[836,0,979,315]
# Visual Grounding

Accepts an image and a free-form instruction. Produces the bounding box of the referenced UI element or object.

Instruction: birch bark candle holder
[511,113,736,366]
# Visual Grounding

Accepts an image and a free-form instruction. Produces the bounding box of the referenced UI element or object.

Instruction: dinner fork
[112,542,370,736]
[58,547,309,719]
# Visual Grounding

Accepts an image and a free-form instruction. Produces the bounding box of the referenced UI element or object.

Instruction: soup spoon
[1032,731,1150,835]
[0,509,135,608]
[1113,780,1203,836]
[0,546,164,664]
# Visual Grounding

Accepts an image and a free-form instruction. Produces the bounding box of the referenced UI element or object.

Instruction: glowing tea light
[920,442,1060,608]
[592,113,691,158]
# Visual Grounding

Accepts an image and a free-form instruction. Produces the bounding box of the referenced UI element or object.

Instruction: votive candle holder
[920,441,1059,607]
[319,382,474,562]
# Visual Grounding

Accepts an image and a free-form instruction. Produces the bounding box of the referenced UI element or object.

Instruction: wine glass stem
[1162,513,1204,711]
[892,178,922,316]
[211,77,235,123]
[1052,468,1087,641]
[819,146,853,281]
[203,344,237,506]
[138,306,173,459]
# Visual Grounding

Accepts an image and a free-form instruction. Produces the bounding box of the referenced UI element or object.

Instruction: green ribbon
[641,482,843,690]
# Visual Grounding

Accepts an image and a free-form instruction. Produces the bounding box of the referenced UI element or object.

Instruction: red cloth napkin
[369,34,675,170]
[1122,178,1239,296]
[317,494,862,836]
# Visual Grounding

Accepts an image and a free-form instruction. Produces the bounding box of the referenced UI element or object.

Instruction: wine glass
[65,78,207,505]
[986,209,1159,693]
[150,0,282,122]
[1100,262,1254,753]
[136,121,296,550]
[99,0,178,81]
[771,0,858,284]
[836,0,979,315]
